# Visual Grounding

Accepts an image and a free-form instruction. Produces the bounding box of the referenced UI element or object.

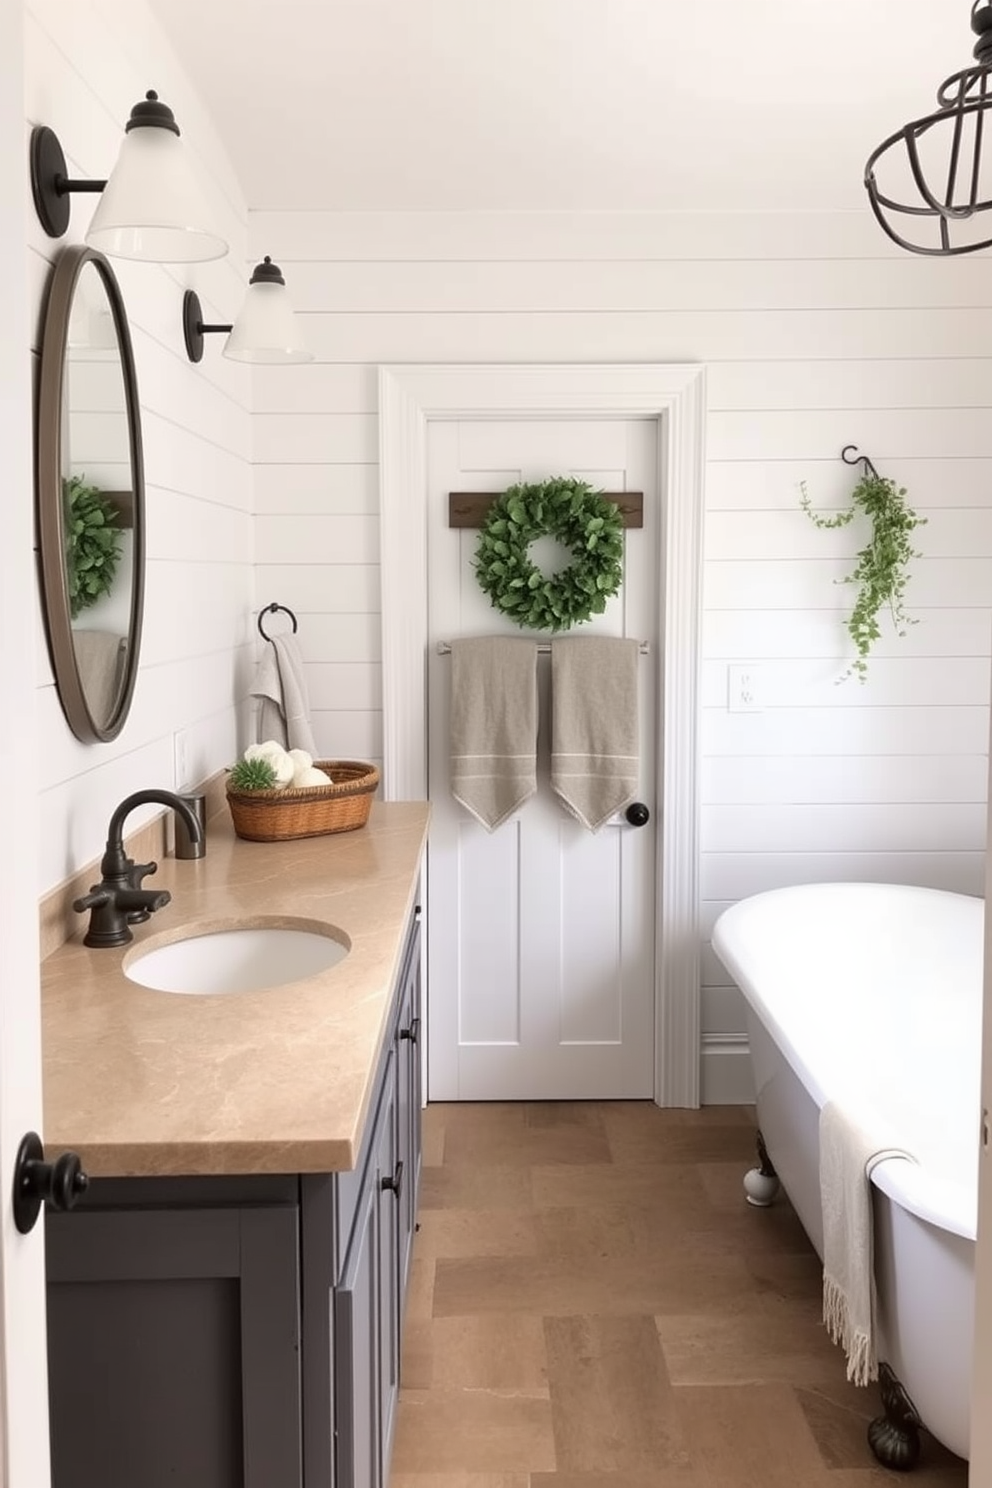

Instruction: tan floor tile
[433,1251,754,1319]
[391,1387,555,1474]
[394,1103,966,1488]
[655,1291,842,1387]
[603,1111,760,1166]
[400,1316,434,1389]
[675,1381,828,1485]
[419,1163,534,1211]
[404,1255,435,1322]
[430,1313,549,1389]
[532,1160,712,1214]
[443,1104,612,1166]
[414,1207,539,1261]
[390,1475,529,1488]
[421,1103,447,1165]
[795,1379,968,1479]
[530,1474,702,1488]
[545,1314,688,1474]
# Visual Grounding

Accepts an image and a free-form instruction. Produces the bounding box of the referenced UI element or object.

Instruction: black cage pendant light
[866,0,992,254]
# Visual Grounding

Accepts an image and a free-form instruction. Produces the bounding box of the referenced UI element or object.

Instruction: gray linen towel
[73,630,127,723]
[249,631,318,755]
[449,637,538,831]
[551,636,640,831]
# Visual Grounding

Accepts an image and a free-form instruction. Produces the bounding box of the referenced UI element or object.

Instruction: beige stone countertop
[41,801,429,1180]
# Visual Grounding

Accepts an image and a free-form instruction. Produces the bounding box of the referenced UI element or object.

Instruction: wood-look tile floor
[390,1101,968,1488]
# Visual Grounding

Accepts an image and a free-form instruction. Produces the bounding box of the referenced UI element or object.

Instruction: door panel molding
[378,363,706,1107]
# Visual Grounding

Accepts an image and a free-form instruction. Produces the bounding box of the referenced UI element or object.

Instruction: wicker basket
[226,760,379,842]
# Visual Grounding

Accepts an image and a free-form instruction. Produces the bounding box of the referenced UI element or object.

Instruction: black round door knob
[13,1132,89,1235]
[625,802,651,827]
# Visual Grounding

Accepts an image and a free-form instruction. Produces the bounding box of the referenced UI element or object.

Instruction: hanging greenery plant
[474,476,624,632]
[800,469,926,681]
[64,474,123,620]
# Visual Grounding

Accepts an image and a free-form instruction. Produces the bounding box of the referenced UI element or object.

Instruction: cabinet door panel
[47,1206,301,1488]
[334,1181,380,1488]
[376,1050,401,1469]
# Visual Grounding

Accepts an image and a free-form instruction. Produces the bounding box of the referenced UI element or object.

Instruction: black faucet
[73,790,204,948]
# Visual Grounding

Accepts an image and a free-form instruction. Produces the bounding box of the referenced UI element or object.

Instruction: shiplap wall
[26,0,254,893]
[250,208,992,1101]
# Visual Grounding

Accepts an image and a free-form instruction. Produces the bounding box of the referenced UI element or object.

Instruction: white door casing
[1,2,52,1482]
[378,364,706,1106]
[426,416,658,1100]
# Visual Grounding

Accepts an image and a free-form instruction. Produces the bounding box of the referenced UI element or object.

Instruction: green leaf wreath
[800,469,926,681]
[64,474,123,620]
[473,477,624,631]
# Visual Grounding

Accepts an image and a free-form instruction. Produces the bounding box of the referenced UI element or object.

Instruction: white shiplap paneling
[249,208,991,1103]
[26,0,252,892]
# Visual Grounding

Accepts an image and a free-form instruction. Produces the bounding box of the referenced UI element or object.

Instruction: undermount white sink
[124,925,350,995]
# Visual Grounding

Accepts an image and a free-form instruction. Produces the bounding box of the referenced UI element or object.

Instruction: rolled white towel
[294,766,330,788]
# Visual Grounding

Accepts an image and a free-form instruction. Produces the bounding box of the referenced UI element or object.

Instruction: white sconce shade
[224,262,313,363]
[182,258,313,364]
[87,122,227,263]
[30,92,228,264]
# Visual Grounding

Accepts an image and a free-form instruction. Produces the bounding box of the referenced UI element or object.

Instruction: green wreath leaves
[474,477,624,631]
[800,471,926,681]
[64,474,123,620]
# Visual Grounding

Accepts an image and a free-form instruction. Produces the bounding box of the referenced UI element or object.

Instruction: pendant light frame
[866,0,992,255]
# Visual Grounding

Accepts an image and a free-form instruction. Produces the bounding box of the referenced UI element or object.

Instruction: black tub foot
[868,1363,923,1472]
[743,1129,780,1207]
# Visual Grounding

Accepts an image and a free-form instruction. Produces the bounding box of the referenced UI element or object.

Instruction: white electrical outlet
[727,664,761,712]
[173,729,189,789]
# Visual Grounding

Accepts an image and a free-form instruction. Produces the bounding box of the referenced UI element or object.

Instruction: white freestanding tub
[712,882,980,1468]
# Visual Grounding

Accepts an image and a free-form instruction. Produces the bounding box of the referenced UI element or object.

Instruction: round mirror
[36,245,145,743]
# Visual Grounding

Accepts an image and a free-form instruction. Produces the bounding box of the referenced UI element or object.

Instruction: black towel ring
[257,602,298,641]
[841,444,880,482]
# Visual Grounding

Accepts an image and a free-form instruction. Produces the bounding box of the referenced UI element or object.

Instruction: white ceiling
[146,0,976,213]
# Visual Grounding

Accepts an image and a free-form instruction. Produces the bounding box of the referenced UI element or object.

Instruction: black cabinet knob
[13,1132,89,1234]
[625,801,651,827]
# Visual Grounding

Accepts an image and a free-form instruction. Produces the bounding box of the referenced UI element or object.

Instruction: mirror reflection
[37,246,145,742]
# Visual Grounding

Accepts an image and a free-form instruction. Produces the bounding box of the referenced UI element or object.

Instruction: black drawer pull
[381,1160,404,1199]
[399,1017,421,1046]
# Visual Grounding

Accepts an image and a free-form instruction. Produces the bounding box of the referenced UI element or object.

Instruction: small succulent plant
[228,756,278,791]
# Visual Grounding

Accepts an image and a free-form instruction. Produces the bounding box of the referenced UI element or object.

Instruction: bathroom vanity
[39,801,429,1488]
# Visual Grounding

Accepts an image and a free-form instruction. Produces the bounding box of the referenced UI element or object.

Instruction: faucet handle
[127,859,158,888]
[73,888,110,914]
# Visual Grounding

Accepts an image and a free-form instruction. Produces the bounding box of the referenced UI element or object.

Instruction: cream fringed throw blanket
[550,636,640,831]
[449,637,538,831]
[820,1100,916,1386]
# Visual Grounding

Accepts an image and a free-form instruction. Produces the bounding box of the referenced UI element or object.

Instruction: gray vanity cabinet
[46,904,423,1488]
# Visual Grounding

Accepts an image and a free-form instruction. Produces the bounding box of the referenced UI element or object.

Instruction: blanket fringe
[823,1273,877,1387]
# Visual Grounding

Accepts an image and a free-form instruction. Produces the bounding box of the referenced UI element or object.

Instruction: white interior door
[426,417,658,1099]
[1,7,52,1483]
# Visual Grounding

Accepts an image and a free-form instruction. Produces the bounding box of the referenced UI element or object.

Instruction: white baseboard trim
[700,1034,756,1106]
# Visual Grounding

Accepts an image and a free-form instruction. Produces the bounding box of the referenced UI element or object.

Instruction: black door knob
[13,1132,89,1234]
[625,801,651,827]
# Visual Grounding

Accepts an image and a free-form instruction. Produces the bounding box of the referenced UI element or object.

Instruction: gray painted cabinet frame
[46,905,423,1488]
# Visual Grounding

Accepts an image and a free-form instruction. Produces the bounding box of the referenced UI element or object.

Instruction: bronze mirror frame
[36,244,146,743]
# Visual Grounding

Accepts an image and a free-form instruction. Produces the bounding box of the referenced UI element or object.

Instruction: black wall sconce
[30,91,227,263]
[183,257,313,364]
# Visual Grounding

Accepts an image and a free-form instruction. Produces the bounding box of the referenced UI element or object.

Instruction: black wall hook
[257,602,298,641]
[841,444,880,481]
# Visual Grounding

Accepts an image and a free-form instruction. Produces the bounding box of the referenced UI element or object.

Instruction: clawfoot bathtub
[713,882,980,1468]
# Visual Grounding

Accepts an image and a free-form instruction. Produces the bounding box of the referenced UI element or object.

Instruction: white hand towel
[819,1099,916,1386]
[550,636,640,832]
[249,631,317,756]
[449,637,538,831]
